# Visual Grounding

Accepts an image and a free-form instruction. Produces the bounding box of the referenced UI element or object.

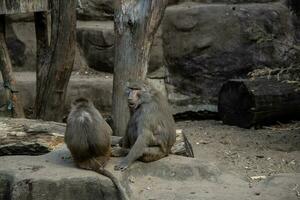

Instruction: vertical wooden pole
[34,11,49,104]
[0,14,24,118]
[34,0,76,121]
[112,0,168,136]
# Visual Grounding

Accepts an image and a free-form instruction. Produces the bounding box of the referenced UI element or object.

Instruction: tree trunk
[34,11,49,101]
[112,0,168,136]
[0,15,24,118]
[218,79,300,128]
[34,0,76,121]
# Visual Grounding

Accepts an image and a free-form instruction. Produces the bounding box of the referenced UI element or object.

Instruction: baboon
[65,97,129,200]
[113,80,176,171]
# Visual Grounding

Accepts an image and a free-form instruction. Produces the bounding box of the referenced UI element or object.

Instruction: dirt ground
[177,120,300,179]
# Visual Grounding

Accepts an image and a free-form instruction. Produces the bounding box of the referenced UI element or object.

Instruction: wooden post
[0,15,24,118]
[34,0,76,121]
[112,0,168,136]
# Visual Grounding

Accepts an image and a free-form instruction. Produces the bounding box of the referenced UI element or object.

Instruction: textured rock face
[162,2,299,113]
[4,0,300,117]
[287,0,300,42]
[76,0,183,21]
[12,72,113,118]
[6,28,26,67]
[76,21,164,75]
[77,0,114,21]
[0,146,220,200]
[0,146,299,200]
[76,21,114,73]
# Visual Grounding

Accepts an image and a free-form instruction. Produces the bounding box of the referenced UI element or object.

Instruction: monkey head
[71,97,92,110]
[126,80,151,111]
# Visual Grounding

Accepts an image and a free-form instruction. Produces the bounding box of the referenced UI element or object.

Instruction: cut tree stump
[0,118,194,157]
[218,79,300,128]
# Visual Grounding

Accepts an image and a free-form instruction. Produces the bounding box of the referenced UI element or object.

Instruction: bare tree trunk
[34,11,49,104]
[34,0,76,121]
[112,0,168,136]
[0,15,24,118]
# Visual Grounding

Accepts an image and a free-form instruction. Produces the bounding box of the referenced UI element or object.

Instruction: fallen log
[218,79,300,128]
[0,118,194,157]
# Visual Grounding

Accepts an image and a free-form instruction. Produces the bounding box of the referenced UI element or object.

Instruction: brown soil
[178,120,300,179]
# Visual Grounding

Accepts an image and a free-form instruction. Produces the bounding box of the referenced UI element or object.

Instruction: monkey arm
[140,147,167,162]
[120,134,130,148]
[114,129,152,171]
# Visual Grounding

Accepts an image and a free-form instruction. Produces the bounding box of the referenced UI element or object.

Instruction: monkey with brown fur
[113,80,176,171]
[65,97,129,200]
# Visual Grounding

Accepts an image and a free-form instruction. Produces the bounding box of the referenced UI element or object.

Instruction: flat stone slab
[0,145,299,200]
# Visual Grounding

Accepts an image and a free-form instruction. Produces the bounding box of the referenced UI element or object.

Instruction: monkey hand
[114,159,129,171]
[111,147,130,157]
[111,147,124,157]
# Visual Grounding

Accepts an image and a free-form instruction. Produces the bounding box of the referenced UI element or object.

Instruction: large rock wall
[163,2,299,113]
[4,0,300,116]
[76,21,164,75]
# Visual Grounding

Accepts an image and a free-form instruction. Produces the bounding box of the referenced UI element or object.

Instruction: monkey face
[127,88,142,110]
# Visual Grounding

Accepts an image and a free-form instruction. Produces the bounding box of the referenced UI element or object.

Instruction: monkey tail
[91,158,130,200]
[95,167,130,200]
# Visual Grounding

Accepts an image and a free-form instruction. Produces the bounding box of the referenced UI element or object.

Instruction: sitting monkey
[114,80,176,171]
[65,97,129,200]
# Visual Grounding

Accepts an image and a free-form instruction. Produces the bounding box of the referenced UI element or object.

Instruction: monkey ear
[125,81,130,88]
[125,88,130,96]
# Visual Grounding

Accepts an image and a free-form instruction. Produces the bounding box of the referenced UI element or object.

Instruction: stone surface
[8,21,36,71]
[3,1,299,118]
[0,145,299,200]
[77,0,114,21]
[0,72,169,119]
[9,20,164,75]
[254,174,300,200]
[162,2,299,114]
[76,21,114,73]
[0,146,219,200]
[287,0,300,42]
[6,21,29,69]
[77,21,164,76]
[76,0,189,21]
[10,72,113,119]
[0,147,120,200]
[75,0,281,22]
